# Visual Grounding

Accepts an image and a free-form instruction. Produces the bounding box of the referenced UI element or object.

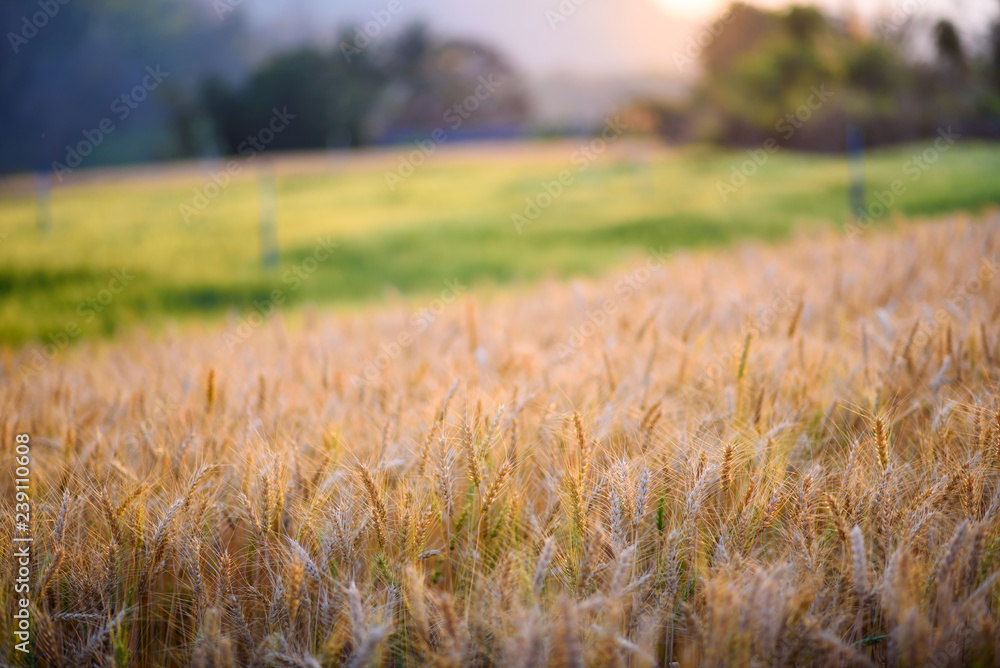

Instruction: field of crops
[2,140,1000,345]
[2,208,999,666]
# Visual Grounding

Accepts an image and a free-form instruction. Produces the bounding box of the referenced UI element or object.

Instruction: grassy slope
[0,139,998,345]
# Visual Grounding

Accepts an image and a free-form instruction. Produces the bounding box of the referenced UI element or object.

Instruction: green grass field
[1,139,999,346]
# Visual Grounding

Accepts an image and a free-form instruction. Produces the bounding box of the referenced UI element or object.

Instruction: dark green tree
[934,19,966,72]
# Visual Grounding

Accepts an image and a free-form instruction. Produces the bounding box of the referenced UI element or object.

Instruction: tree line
[2,0,998,175]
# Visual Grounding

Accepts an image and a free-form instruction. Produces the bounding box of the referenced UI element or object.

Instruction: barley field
[3,212,1000,667]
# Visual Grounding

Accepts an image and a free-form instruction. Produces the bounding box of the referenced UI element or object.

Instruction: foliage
[693,2,1000,150]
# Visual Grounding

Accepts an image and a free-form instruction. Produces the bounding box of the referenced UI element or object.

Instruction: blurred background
[0,0,1000,163]
[1,0,1000,348]
[3,0,1000,165]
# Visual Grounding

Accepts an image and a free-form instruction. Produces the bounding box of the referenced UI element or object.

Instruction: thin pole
[258,166,279,268]
[846,124,866,221]
[36,170,52,233]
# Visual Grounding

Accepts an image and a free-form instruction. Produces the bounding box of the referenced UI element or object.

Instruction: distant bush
[656,2,1000,151]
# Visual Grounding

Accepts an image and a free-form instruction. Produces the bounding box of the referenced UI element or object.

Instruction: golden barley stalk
[737,331,752,381]
[463,417,481,488]
[358,465,388,549]
[825,494,849,543]
[205,368,216,413]
[721,441,734,496]
[481,456,513,517]
[994,410,1000,466]
[787,298,804,338]
[874,416,889,471]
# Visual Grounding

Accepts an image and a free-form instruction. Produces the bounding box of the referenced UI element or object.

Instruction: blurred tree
[991,7,1000,94]
[698,4,845,147]
[203,42,388,154]
[690,2,1000,150]
[785,6,826,43]
[162,83,204,159]
[382,23,434,83]
[700,3,781,76]
[199,23,531,153]
[211,49,338,151]
[0,0,249,173]
[364,31,531,142]
[934,20,966,72]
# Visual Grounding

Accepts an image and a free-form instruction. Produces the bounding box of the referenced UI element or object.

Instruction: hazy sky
[246,0,1000,79]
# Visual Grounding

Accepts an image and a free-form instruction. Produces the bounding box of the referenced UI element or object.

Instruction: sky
[245,0,1000,80]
